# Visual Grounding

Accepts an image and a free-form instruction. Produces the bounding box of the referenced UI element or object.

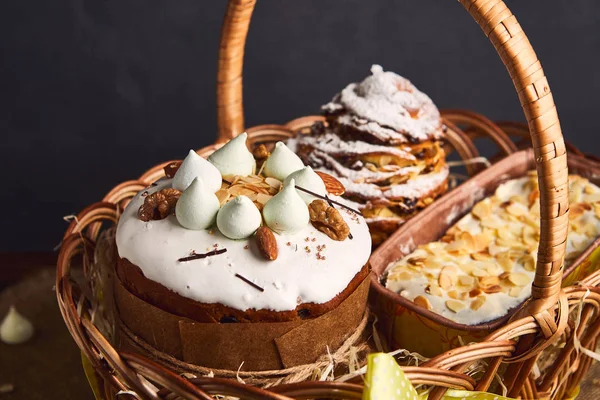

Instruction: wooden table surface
[0,252,93,400]
[1,252,599,400]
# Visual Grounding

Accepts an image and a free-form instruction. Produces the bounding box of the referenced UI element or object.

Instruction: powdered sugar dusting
[341,166,449,201]
[291,132,416,160]
[307,150,422,184]
[322,65,442,144]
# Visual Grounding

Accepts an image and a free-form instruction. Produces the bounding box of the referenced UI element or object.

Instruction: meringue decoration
[263,179,310,234]
[172,150,222,193]
[208,132,256,177]
[175,178,220,230]
[216,195,262,239]
[263,142,304,181]
[0,306,34,345]
[283,166,327,204]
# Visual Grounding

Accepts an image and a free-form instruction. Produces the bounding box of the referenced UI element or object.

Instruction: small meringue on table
[208,132,256,177]
[263,179,310,234]
[0,306,34,345]
[216,195,262,239]
[283,166,327,204]
[175,177,221,230]
[263,142,304,181]
[172,150,222,193]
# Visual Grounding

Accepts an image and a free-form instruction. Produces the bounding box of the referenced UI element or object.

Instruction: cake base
[114,269,371,370]
[117,257,369,323]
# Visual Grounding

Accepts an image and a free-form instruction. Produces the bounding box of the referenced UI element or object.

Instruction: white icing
[322,65,442,144]
[208,132,256,177]
[216,195,262,240]
[175,178,220,230]
[283,166,327,204]
[116,179,371,311]
[263,179,310,234]
[172,150,222,193]
[263,142,304,181]
[0,306,34,345]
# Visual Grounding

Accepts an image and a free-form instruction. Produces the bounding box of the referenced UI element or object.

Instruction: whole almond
[256,226,278,261]
[315,171,345,196]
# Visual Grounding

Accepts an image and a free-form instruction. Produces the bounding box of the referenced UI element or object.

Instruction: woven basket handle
[216,0,569,318]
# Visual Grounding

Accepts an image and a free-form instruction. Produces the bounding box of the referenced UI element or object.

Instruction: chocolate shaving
[295,185,362,216]
[234,273,264,292]
[178,248,227,262]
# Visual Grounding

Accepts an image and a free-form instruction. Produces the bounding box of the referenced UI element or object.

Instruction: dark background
[2,0,599,252]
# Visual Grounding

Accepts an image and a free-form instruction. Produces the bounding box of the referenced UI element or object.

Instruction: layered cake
[114,133,372,369]
[385,172,600,325]
[288,65,448,246]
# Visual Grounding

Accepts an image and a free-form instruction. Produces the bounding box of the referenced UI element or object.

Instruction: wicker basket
[56,118,503,400]
[56,0,596,398]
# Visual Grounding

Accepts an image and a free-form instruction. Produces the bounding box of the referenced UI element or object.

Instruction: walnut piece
[252,144,270,160]
[308,200,350,241]
[138,188,181,221]
[163,161,182,178]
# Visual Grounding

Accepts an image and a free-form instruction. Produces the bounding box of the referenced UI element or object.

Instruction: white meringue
[172,150,222,193]
[175,178,220,230]
[263,142,304,181]
[263,179,309,234]
[0,306,34,345]
[216,196,262,239]
[208,132,256,177]
[283,166,327,204]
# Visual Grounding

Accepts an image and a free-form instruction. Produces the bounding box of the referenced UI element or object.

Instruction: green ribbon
[363,353,517,400]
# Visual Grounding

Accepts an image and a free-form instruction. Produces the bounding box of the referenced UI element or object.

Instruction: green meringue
[173,150,222,193]
[283,166,327,204]
[263,142,304,181]
[263,179,309,234]
[208,132,256,177]
[216,195,262,239]
[176,177,220,230]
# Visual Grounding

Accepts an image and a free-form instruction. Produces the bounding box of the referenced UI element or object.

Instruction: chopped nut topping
[414,296,432,310]
[252,144,270,160]
[163,161,182,178]
[138,188,181,221]
[446,299,466,313]
[384,173,600,323]
[470,296,486,311]
[308,200,350,241]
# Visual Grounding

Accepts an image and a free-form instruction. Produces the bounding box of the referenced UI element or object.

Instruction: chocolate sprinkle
[295,185,362,216]
[178,248,227,262]
[234,273,264,292]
